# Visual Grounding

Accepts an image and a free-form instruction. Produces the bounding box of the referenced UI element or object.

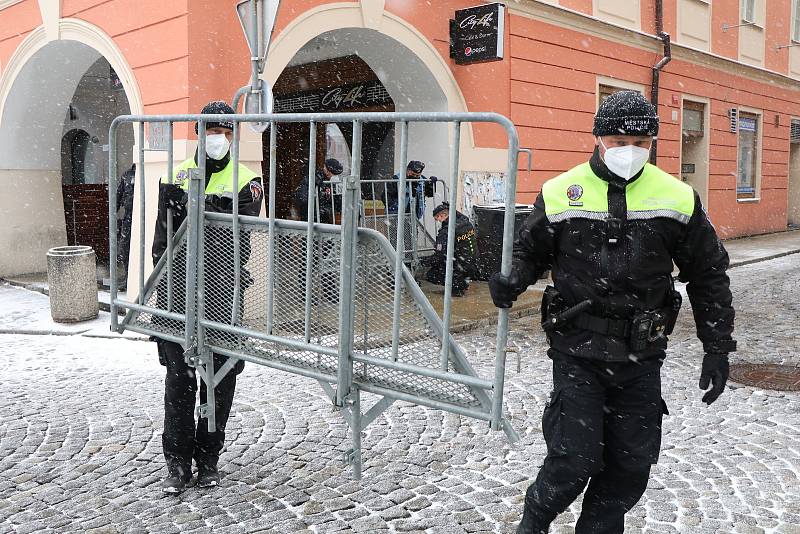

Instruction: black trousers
[520,349,667,534]
[424,262,469,291]
[158,340,240,473]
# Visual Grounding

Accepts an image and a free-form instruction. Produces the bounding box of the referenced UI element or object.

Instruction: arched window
[61,129,91,185]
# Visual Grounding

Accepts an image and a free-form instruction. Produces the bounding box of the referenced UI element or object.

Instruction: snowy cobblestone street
[1,254,799,533]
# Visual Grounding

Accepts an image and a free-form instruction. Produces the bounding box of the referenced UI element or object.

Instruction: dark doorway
[62,128,90,185]
[267,55,395,219]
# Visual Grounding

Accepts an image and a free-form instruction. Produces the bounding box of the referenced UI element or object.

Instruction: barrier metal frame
[109,111,522,478]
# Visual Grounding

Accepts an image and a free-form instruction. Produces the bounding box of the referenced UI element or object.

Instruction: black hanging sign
[452,3,505,65]
[274,80,392,113]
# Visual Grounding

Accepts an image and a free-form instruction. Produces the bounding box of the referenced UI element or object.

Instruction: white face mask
[205,133,230,160]
[600,139,651,180]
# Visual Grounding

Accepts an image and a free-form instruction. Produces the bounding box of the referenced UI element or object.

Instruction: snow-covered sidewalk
[1,255,799,533]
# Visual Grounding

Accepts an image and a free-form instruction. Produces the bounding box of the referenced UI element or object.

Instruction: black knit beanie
[324,158,344,175]
[433,202,449,217]
[195,100,235,133]
[407,160,425,174]
[593,91,659,137]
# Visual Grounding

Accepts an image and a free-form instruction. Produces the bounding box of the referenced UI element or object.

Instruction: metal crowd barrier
[108,111,522,479]
[314,177,450,271]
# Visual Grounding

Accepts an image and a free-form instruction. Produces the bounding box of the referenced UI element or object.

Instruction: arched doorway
[268,28,452,222]
[62,128,92,185]
[0,41,134,281]
[269,54,395,219]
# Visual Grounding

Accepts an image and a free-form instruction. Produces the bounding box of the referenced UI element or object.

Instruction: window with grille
[737,112,760,199]
[791,119,800,144]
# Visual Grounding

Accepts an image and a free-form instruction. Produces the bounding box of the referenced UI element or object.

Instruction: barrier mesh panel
[128,230,189,339]
[200,217,483,409]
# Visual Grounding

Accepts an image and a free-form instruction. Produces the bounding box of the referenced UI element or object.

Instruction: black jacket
[513,149,735,362]
[151,152,263,327]
[293,169,337,223]
[431,211,479,277]
[384,173,435,214]
[152,152,263,265]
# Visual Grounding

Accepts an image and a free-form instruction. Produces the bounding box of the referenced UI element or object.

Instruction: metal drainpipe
[650,0,672,164]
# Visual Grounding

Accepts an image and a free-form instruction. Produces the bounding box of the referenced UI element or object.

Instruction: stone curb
[4,242,800,338]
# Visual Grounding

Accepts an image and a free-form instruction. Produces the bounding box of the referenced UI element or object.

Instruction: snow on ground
[0,255,799,533]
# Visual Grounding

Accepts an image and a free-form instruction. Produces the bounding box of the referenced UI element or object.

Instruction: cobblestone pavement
[1,255,799,533]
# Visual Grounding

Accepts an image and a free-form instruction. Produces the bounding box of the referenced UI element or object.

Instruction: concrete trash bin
[46,245,98,323]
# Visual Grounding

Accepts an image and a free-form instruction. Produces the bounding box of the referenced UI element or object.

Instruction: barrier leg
[343,386,362,480]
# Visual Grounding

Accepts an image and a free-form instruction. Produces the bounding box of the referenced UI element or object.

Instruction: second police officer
[489,91,736,533]
[153,101,264,494]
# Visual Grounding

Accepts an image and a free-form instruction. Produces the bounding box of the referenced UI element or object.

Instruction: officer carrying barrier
[108,111,523,478]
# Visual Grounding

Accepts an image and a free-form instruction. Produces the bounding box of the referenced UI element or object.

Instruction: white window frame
[676,0,713,52]
[0,0,25,9]
[793,0,800,42]
[736,108,762,202]
[595,77,646,111]
[741,0,756,22]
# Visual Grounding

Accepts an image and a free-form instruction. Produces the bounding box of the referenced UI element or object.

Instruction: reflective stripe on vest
[542,162,694,224]
[160,158,257,196]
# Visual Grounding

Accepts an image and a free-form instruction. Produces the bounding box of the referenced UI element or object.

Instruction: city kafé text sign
[452,3,505,65]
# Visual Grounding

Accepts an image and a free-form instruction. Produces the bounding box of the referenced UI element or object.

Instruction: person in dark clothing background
[115,162,136,286]
[421,202,478,297]
[489,91,736,533]
[384,160,437,218]
[152,100,263,494]
[293,158,343,223]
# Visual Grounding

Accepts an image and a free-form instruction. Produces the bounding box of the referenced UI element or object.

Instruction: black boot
[162,463,191,494]
[516,507,549,534]
[196,459,220,488]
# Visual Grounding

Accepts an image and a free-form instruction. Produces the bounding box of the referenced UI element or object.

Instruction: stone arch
[0,17,143,147]
[0,18,142,276]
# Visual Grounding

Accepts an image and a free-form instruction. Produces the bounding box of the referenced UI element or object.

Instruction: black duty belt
[573,312,631,339]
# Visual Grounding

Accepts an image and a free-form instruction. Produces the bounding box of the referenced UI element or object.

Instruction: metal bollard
[46,245,98,323]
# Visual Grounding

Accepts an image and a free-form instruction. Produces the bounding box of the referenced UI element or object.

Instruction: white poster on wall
[461,171,506,216]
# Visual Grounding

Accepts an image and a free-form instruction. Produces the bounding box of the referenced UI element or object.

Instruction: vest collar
[193,149,231,179]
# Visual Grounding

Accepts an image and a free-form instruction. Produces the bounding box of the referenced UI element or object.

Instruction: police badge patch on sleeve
[249,180,263,200]
[567,184,584,207]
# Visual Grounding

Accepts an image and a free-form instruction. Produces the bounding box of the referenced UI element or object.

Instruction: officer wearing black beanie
[152,100,264,495]
[490,90,735,533]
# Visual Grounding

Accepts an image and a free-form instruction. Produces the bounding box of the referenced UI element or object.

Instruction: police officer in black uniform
[422,202,478,296]
[489,91,735,533]
[384,160,437,216]
[153,101,263,494]
[293,158,344,223]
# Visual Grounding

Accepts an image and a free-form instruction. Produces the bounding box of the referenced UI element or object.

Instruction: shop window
[741,0,756,23]
[736,112,760,199]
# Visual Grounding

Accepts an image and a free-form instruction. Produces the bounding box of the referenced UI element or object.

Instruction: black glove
[699,353,729,405]
[314,170,327,188]
[162,183,187,209]
[488,270,525,309]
